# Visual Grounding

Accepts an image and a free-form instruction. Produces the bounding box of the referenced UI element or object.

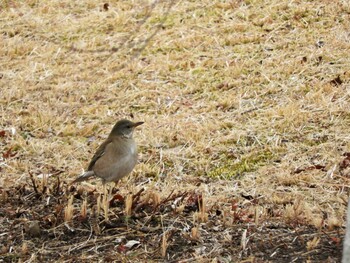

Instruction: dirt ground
[0,176,344,262]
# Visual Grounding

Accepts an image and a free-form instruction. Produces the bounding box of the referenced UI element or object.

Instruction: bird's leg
[102,183,109,221]
[108,183,113,198]
[102,182,107,197]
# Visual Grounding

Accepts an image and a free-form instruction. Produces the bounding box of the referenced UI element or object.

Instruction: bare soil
[0,176,344,262]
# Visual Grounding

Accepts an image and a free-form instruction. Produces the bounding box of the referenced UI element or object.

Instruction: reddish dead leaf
[231,199,239,211]
[110,193,125,207]
[187,193,202,205]
[330,236,341,245]
[2,148,17,159]
[340,153,350,170]
[184,193,201,212]
[0,130,6,137]
[77,215,89,223]
[54,204,64,216]
[117,244,127,253]
[112,193,124,202]
[216,83,226,89]
[233,208,253,223]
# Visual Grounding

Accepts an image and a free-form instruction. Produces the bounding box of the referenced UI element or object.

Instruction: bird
[72,119,144,185]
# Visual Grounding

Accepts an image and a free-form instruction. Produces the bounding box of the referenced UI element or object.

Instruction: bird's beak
[133,121,144,128]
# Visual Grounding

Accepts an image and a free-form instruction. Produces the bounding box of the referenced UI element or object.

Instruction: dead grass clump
[282,197,327,229]
[80,198,88,220]
[125,194,133,217]
[64,195,74,222]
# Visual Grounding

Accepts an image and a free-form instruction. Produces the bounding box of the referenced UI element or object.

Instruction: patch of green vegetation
[303,134,329,146]
[147,13,177,28]
[59,34,81,43]
[208,149,276,179]
[191,67,206,75]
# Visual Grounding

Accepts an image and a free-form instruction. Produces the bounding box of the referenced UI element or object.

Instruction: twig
[153,191,188,213]
[29,172,38,194]
[55,175,61,195]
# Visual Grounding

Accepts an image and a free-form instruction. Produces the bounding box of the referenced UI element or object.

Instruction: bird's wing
[87,138,112,171]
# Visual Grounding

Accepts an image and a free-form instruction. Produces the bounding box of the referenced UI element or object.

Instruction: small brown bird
[72,119,144,184]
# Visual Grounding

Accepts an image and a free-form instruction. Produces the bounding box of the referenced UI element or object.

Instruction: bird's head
[110,119,144,138]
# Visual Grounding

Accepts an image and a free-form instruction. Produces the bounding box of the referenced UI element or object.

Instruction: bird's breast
[112,138,137,163]
[129,141,137,156]
[93,138,138,183]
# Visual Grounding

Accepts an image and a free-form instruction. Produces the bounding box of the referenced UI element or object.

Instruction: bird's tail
[71,171,95,184]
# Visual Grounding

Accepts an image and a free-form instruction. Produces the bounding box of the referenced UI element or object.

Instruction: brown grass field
[1,0,350,262]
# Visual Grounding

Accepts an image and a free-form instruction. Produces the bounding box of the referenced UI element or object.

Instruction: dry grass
[1,0,350,261]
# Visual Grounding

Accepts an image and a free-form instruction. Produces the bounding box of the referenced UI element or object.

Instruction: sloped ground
[1,0,350,262]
